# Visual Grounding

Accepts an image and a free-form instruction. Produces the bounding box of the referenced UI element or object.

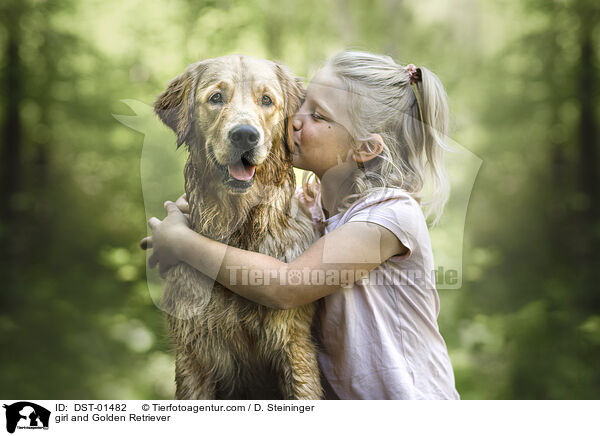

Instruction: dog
[153,55,322,399]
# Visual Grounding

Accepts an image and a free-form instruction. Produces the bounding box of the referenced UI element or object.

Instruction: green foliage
[0,0,598,399]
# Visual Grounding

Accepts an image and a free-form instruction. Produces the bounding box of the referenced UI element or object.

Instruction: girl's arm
[145,201,406,310]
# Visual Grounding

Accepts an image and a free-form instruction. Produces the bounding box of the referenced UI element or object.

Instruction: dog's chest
[162,199,316,322]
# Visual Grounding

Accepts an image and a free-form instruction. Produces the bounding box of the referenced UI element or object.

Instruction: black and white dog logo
[3,402,50,434]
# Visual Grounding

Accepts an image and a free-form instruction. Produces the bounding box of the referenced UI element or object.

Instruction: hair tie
[405,64,421,85]
[405,64,425,125]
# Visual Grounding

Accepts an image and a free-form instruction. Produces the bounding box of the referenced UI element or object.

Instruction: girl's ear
[352,134,384,163]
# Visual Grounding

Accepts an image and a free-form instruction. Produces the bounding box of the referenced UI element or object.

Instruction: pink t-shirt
[299,187,459,400]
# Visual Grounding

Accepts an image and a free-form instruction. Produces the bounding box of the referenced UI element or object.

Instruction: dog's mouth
[217,153,260,193]
[227,156,256,182]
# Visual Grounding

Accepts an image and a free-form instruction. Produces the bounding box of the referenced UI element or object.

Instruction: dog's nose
[229,125,260,150]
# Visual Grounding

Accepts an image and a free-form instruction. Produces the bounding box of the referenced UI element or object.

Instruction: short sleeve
[344,190,426,260]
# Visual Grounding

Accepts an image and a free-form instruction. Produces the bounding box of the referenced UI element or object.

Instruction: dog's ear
[154,62,207,148]
[274,62,305,153]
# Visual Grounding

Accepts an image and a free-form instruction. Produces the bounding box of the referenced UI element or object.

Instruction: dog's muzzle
[220,124,263,193]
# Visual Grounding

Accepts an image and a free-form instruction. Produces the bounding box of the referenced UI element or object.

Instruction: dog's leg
[277,333,323,400]
[174,349,216,400]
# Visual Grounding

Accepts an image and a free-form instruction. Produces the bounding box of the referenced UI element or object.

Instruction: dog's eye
[261,95,273,106]
[209,93,223,104]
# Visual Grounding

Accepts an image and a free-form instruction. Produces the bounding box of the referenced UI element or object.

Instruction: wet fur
[154,55,322,399]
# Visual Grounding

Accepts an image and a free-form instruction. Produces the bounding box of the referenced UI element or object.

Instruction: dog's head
[154,55,303,194]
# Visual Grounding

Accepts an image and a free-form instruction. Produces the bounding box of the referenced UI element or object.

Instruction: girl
[142,51,460,400]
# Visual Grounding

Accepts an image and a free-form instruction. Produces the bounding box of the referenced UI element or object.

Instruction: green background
[0,0,598,399]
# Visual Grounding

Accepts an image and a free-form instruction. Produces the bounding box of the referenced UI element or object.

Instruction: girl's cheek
[299,130,311,146]
[309,124,319,141]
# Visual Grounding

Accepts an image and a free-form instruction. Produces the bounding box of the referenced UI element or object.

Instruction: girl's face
[291,68,355,179]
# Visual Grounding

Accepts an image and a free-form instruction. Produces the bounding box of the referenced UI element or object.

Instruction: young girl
[142,51,460,400]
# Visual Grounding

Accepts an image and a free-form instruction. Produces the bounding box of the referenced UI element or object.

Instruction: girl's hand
[140,194,190,249]
[140,195,191,277]
[174,193,190,216]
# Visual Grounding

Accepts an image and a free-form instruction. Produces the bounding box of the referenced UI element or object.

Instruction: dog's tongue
[228,161,256,181]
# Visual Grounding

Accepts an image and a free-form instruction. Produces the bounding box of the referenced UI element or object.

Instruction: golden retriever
[153,55,322,399]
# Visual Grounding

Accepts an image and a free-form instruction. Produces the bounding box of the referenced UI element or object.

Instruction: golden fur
[154,55,322,399]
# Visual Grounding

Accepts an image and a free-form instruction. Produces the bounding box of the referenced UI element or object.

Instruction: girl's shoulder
[345,187,421,217]
[342,188,430,259]
[342,187,428,234]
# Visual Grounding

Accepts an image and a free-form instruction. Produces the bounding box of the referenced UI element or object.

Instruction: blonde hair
[302,50,450,225]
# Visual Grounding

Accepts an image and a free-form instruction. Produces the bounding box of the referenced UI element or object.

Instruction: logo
[3,402,50,434]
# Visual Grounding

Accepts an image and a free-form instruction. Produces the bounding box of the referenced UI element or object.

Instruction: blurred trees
[0,0,598,399]
[0,0,173,398]
[447,0,600,398]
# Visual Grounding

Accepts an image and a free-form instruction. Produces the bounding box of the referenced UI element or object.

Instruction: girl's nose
[292,113,303,131]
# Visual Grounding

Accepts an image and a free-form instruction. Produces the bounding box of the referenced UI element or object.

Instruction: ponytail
[412,66,450,224]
